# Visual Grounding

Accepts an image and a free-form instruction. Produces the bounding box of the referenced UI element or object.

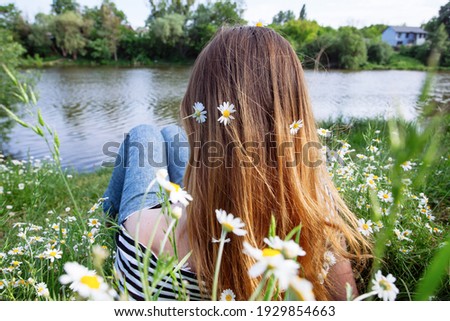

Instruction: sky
[2,0,447,29]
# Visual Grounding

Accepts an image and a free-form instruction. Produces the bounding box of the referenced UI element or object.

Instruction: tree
[272,10,295,25]
[437,2,450,36]
[146,0,195,24]
[276,19,320,53]
[99,0,124,61]
[187,0,246,55]
[146,13,186,58]
[299,4,307,20]
[27,13,56,57]
[52,11,87,59]
[335,27,367,69]
[51,0,79,15]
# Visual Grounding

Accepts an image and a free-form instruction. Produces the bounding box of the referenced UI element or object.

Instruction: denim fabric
[102,124,189,225]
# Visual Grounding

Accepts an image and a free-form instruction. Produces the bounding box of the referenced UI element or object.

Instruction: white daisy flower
[357,218,373,236]
[215,209,246,236]
[220,289,236,301]
[243,241,299,290]
[59,262,114,300]
[88,218,101,228]
[289,119,303,135]
[0,279,7,290]
[367,145,379,153]
[323,250,337,270]
[88,203,99,214]
[35,282,50,297]
[263,236,306,259]
[18,183,25,190]
[192,102,207,123]
[400,161,414,171]
[156,169,193,206]
[371,270,399,301]
[217,101,236,126]
[366,177,377,189]
[288,277,316,301]
[377,190,393,203]
[317,128,331,137]
[44,248,62,262]
[8,247,24,256]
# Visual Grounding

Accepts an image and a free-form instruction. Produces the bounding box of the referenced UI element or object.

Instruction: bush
[367,41,393,65]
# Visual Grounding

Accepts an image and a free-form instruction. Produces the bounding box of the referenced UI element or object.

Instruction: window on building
[406,33,409,37]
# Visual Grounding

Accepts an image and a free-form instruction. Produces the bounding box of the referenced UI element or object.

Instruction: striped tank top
[114,226,205,301]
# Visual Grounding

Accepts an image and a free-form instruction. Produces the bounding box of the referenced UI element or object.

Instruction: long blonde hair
[180,26,370,300]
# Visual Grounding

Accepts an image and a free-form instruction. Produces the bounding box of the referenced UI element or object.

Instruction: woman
[103,26,371,301]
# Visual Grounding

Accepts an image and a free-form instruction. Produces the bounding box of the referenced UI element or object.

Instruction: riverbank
[19,53,450,72]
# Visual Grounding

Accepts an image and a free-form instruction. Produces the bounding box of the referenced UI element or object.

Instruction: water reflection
[0,67,448,171]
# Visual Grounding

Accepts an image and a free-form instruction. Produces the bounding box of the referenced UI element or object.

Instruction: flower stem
[263,276,277,301]
[353,290,377,301]
[211,230,227,301]
[249,272,269,301]
[159,219,176,256]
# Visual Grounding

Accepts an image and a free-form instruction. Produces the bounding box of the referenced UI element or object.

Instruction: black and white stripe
[115,227,205,301]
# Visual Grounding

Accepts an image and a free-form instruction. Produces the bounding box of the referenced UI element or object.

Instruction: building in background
[381,26,427,47]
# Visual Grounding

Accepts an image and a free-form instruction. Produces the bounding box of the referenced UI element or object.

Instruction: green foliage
[360,24,387,40]
[367,40,393,65]
[0,29,25,107]
[51,0,80,15]
[275,19,321,52]
[437,2,450,36]
[335,27,367,69]
[272,10,295,25]
[26,14,55,57]
[52,11,88,59]
[299,4,307,20]
[187,0,246,55]
[146,0,195,24]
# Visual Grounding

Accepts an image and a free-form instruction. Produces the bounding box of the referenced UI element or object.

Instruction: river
[1,67,448,171]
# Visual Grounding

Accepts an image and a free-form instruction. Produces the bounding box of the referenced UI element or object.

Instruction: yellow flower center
[12,261,20,266]
[293,123,299,129]
[223,109,230,118]
[379,279,391,291]
[49,251,57,257]
[362,224,369,230]
[0,281,4,286]
[87,232,93,238]
[383,194,389,199]
[368,180,374,185]
[170,182,180,192]
[262,248,281,257]
[225,294,233,301]
[222,222,234,232]
[91,220,98,225]
[81,275,101,289]
[256,22,263,27]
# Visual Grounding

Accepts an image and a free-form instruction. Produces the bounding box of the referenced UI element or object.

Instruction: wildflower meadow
[0,66,449,301]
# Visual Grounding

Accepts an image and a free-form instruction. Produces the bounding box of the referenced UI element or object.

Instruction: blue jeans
[102,124,189,225]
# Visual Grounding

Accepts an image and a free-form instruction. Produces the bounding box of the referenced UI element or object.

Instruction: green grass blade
[414,234,450,301]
